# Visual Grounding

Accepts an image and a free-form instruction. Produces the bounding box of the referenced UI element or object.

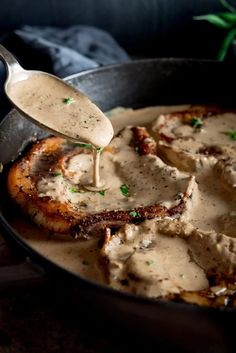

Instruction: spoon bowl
[0,44,114,148]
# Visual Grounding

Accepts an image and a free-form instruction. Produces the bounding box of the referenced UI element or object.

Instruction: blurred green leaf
[194,0,236,60]
[219,12,236,24]
[217,27,236,60]
[220,0,236,12]
[194,14,233,28]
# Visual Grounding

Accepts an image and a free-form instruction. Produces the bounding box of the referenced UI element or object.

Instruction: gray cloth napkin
[0,25,130,118]
[14,25,130,77]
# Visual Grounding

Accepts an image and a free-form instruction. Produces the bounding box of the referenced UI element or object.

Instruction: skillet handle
[0,259,47,294]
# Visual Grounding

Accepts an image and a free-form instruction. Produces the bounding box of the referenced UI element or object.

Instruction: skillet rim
[0,57,235,315]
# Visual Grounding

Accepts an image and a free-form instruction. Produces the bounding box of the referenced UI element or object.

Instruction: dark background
[0,2,236,352]
[0,0,232,59]
[1,0,234,118]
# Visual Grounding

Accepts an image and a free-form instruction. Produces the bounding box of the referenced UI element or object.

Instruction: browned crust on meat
[8,136,188,237]
[131,126,157,155]
[75,200,187,236]
[73,204,169,236]
[7,137,86,233]
[168,199,186,216]
[197,146,223,156]
[171,105,221,124]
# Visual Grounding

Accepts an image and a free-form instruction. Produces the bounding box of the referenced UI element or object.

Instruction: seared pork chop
[151,106,236,171]
[8,127,196,237]
[101,218,236,299]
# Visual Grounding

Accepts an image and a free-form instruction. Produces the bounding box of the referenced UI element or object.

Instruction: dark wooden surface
[1,231,235,353]
[0,233,164,353]
[0,233,114,353]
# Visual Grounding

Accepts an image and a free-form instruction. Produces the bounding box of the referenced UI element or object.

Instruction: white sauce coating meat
[9,105,236,306]
[36,127,194,214]
[101,219,236,297]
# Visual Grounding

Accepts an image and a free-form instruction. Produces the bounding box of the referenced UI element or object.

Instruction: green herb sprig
[70,187,79,193]
[190,117,203,131]
[120,184,129,197]
[74,143,103,152]
[75,143,92,149]
[194,0,236,61]
[63,97,75,105]
[129,210,141,218]
[51,172,62,177]
[225,129,236,140]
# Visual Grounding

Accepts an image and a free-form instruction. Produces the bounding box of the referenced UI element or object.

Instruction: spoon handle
[0,44,23,76]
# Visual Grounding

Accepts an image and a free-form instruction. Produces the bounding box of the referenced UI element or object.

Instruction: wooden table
[0,232,162,353]
[1,231,235,353]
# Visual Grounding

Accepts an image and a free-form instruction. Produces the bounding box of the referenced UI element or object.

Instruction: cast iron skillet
[0,59,236,352]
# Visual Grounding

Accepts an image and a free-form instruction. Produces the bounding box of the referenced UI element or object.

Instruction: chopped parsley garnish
[146,260,154,266]
[51,172,62,177]
[225,129,236,140]
[75,143,92,149]
[63,97,75,105]
[98,190,106,196]
[73,143,103,152]
[120,184,129,197]
[129,210,141,218]
[70,187,79,193]
[190,117,203,130]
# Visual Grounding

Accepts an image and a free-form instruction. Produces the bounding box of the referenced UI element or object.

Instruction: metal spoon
[0,44,114,148]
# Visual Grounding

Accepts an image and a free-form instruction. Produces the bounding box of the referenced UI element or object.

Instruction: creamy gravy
[8,73,114,189]
[103,221,209,297]
[8,74,114,147]
[173,113,236,146]
[185,165,236,232]
[102,218,236,298]
[36,127,193,213]
[9,105,236,300]
[11,218,105,283]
